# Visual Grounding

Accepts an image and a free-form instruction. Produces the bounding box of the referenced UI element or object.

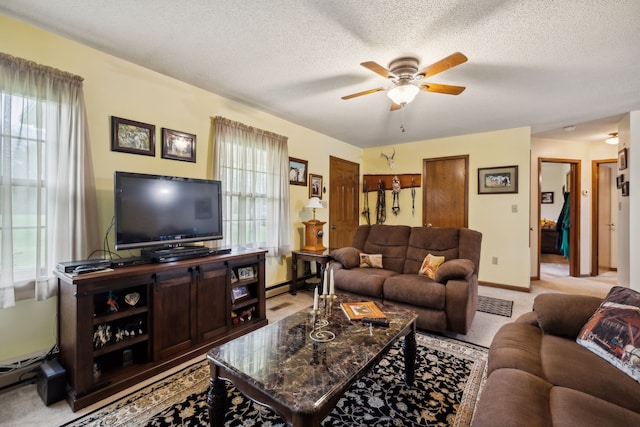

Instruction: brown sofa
[329,224,482,334]
[473,293,640,426]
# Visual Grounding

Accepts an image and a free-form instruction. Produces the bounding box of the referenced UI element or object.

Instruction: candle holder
[309,299,335,343]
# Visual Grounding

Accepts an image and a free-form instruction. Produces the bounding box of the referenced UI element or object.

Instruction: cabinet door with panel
[196,261,228,342]
[152,268,197,360]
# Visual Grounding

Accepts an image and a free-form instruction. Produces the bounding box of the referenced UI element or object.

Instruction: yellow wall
[0,14,532,363]
[363,127,532,288]
[0,15,360,361]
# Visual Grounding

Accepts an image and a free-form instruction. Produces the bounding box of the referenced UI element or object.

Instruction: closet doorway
[538,158,581,277]
[591,159,618,276]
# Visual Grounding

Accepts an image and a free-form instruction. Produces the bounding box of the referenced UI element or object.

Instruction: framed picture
[618,147,628,170]
[237,266,255,280]
[617,174,625,189]
[622,181,630,197]
[162,128,196,162]
[230,270,238,284]
[289,157,308,186]
[541,191,554,204]
[478,165,518,194]
[231,285,249,303]
[111,116,155,156]
[309,174,323,199]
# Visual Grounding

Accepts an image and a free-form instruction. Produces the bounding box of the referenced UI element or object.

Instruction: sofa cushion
[550,387,640,427]
[403,227,460,274]
[333,267,396,299]
[487,322,545,378]
[359,253,383,268]
[362,224,411,273]
[418,253,444,279]
[434,259,475,284]
[472,368,553,427]
[541,334,640,413]
[330,246,361,269]
[533,293,603,339]
[576,286,640,384]
[383,274,446,309]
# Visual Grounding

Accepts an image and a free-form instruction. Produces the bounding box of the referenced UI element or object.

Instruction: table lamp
[302,197,326,251]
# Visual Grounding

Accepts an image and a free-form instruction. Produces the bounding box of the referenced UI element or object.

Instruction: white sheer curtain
[212,117,290,257]
[0,52,100,308]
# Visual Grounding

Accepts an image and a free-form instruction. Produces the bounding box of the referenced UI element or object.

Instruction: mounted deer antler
[381,148,395,169]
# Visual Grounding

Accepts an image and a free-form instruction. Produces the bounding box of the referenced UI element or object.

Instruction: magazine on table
[340,301,386,320]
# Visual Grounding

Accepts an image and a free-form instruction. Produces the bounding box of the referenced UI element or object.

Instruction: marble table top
[208,294,417,414]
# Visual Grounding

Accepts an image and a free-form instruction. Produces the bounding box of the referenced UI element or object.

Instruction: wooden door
[423,156,468,228]
[153,268,197,360]
[329,156,360,250]
[196,262,228,342]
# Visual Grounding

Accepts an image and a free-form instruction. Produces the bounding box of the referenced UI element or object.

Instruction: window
[212,117,290,257]
[0,53,99,308]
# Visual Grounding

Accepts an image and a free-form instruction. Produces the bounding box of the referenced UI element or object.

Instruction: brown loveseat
[473,293,640,426]
[329,224,482,334]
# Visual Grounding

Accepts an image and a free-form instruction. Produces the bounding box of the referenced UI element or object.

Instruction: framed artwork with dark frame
[162,128,196,162]
[541,191,554,204]
[618,147,628,170]
[478,165,518,194]
[231,285,249,303]
[617,174,625,189]
[309,174,323,199]
[622,181,630,197]
[111,116,156,156]
[289,157,308,186]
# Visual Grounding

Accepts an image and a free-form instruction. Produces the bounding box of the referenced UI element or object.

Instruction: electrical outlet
[511,204,518,213]
[492,256,498,265]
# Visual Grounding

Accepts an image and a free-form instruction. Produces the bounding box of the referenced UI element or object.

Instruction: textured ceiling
[2,0,640,148]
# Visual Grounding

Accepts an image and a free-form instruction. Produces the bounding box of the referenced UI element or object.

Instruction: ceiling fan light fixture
[387,83,420,106]
[605,132,619,145]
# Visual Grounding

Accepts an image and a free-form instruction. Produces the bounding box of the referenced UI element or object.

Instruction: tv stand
[55,250,267,411]
[142,245,211,263]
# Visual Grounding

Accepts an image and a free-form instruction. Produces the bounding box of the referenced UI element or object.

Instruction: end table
[290,249,331,295]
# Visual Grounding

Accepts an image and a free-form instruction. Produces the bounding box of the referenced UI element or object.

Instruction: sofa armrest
[533,293,603,338]
[435,258,475,284]
[329,247,361,269]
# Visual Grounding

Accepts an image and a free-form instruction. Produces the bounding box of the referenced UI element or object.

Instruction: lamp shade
[387,83,419,105]
[305,197,323,209]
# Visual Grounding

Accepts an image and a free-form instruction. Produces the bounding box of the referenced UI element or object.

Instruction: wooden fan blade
[417,52,468,79]
[390,102,402,111]
[361,61,393,79]
[341,87,386,100]
[420,83,466,95]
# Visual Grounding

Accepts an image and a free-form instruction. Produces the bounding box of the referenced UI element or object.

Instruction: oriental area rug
[63,333,487,427]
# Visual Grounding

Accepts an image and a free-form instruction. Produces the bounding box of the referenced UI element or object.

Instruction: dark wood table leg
[290,252,298,295]
[207,370,227,427]
[403,326,416,386]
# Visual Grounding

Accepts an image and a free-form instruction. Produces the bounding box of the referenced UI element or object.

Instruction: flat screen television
[114,171,223,251]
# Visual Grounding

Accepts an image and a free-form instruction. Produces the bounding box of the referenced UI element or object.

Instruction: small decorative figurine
[107,291,119,312]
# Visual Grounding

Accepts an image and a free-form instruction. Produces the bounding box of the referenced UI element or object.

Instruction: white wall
[540,163,570,223]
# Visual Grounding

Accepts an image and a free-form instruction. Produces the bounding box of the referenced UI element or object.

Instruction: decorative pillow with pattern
[419,253,445,279]
[359,253,383,268]
[576,286,640,383]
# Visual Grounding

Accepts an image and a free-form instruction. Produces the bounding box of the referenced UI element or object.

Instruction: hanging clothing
[557,192,570,258]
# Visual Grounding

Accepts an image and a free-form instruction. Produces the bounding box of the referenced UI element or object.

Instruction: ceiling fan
[341,52,468,110]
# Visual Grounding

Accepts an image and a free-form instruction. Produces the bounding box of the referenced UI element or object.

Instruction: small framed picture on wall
[309,174,323,199]
[541,191,554,204]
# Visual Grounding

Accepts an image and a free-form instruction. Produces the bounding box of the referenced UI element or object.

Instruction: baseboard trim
[479,281,530,293]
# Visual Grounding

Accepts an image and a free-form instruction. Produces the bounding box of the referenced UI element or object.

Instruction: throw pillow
[418,253,445,279]
[434,259,475,284]
[329,247,361,269]
[576,286,640,383]
[359,253,383,268]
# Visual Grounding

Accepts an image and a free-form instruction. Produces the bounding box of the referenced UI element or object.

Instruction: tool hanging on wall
[362,181,371,225]
[411,177,416,215]
[376,180,386,224]
[391,175,401,215]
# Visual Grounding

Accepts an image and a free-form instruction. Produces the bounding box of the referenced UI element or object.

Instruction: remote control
[361,317,389,327]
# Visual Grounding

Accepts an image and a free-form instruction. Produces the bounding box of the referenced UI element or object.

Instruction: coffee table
[206,295,417,426]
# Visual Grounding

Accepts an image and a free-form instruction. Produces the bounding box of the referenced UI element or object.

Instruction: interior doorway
[422,155,468,228]
[328,156,360,250]
[538,158,580,277]
[591,159,618,276]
